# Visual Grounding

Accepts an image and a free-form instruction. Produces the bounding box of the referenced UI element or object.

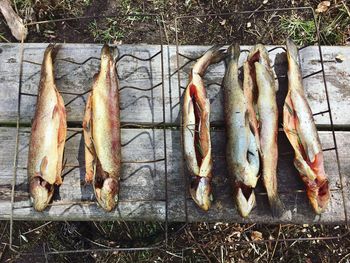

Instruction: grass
[318,4,350,45]
[279,14,317,46]
[279,2,350,46]
[1,1,350,262]
[89,19,125,43]
[13,0,92,19]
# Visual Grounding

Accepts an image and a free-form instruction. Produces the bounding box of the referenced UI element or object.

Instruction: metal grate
[6,6,349,259]
[9,14,170,256]
[174,6,349,246]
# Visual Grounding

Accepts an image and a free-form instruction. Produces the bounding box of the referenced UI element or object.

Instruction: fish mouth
[30,176,54,211]
[190,176,212,211]
[307,178,330,214]
[235,182,256,218]
[94,177,118,212]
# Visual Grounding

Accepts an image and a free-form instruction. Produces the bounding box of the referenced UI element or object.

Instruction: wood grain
[0,127,348,223]
[0,44,349,126]
[0,43,348,223]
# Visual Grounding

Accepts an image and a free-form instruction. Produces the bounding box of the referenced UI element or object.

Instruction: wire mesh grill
[8,14,170,255]
[174,6,349,246]
[4,7,349,259]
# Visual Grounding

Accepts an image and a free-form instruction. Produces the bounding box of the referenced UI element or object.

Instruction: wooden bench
[0,43,349,223]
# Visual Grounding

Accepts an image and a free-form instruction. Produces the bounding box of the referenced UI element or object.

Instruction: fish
[223,43,260,217]
[83,44,121,212]
[27,44,67,211]
[283,38,330,214]
[244,44,285,217]
[182,45,225,211]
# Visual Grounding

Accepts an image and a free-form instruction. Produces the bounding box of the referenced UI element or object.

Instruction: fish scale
[27,44,67,212]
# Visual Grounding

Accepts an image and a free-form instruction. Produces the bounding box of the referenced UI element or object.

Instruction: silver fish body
[223,43,260,218]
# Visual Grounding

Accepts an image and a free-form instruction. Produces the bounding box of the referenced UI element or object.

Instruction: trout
[182,45,225,211]
[83,44,121,212]
[28,44,67,211]
[223,43,260,218]
[283,38,330,214]
[244,44,285,217]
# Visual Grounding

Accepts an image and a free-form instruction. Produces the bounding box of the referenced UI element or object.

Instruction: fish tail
[208,44,226,63]
[39,44,60,89]
[101,44,113,59]
[268,194,285,217]
[44,44,59,61]
[227,43,240,63]
[193,45,225,75]
[286,38,300,66]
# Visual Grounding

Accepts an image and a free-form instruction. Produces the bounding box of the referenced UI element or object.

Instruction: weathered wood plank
[1,44,349,126]
[0,127,166,202]
[166,129,346,224]
[0,43,167,124]
[0,127,348,223]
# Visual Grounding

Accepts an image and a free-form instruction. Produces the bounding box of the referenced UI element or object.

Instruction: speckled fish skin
[28,44,67,212]
[182,45,225,211]
[83,44,121,212]
[247,44,285,217]
[223,43,259,218]
[283,38,330,214]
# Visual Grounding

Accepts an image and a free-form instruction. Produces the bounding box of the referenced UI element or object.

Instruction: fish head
[307,179,330,214]
[190,176,212,211]
[30,176,54,211]
[95,178,119,212]
[235,183,256,218]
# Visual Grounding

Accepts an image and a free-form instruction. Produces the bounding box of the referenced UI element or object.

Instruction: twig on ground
[339,252,350,263]
[22,222,52,235]
[269,224,281,263]
[342,1,350,18]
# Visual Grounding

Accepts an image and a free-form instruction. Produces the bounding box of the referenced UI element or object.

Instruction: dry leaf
[316,1,331,13]
[0,0,28,41]
[220,19,226,26]
[251,230,263,241]
[335,53,345,62]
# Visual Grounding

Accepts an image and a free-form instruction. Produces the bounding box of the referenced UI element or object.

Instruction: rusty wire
[9,13,169,256]
[175,6,349,248]
[7,7,350,259]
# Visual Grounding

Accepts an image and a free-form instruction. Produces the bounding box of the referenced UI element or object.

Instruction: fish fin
[268,194,285,217]
[55,173,63,185]
[83,93,95,184]
[40,156,48,175]
[56,91,67,143]
[54,90,67,184]
[227,43,240,63]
